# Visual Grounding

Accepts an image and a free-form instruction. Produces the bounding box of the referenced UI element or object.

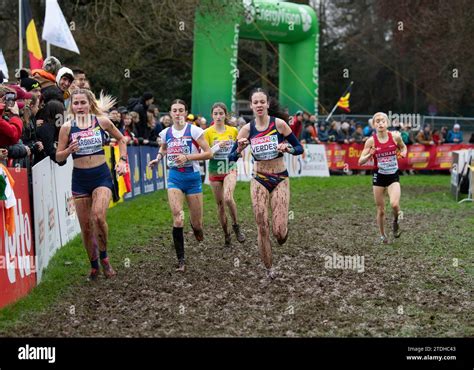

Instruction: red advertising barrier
[0,168,36,309]
[325,143,474,170]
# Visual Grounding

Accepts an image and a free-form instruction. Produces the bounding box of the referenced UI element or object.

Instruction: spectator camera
[4,92,16,107]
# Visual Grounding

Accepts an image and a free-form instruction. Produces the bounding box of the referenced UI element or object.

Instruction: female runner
[204,102,245,247]
[229,88,303,279]
[56,89,128,280]
[148,99,212,272]
[359,112,407,243]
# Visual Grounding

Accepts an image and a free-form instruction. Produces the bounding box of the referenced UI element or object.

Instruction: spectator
[0,86,22,147]
[301,123,317,144]
[351,124,366,144]
[72,68,87,89]
[42,56,62,76]
[148,104,160,121]
[129,111,141,138]
[36,100,66,165]
[440,126,448,143]
[21,95,44,164]
[432,129,442,145]
[228,116,238,127]
[327,121,339,142]
[446,123,463,144]
[108,107,123,131]
[143,111,158,145]
[290,111,303,139]
[186,113,194,125]
[32,57,61,98]
[123,113,138,145]
[19,69,41,99]
[55,67,74,104]
[151,109,164,139]
[469,133,474,144]
[161,114,172,128]
[337,121,351,144]
[237,116,247,130]
[363,118,374,137]
[199,117,208,130]
[317,123,329,143]
[416,124,434,145]
[400,123,413,145]
[118,106,128,118]
[7,84,32,111]
[131,91,154,138]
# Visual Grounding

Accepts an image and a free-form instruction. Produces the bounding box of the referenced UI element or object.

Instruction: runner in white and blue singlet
[148,99,212,272]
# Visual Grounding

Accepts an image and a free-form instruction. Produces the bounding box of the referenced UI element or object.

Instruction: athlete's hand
[369,146,376,156]
[67,139,79,155]
[0,148,8,160]
[277,143,291,153]
[148,159,159,169]
[219,141,227,148]
[174,154,188,166]
[397,149,407,159]
[237,138,249,152]
[115,161,128,176]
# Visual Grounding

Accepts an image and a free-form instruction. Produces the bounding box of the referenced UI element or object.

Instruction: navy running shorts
[72,162,113,197]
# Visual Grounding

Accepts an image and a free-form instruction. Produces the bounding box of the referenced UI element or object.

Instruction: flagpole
[18,0,23,72]
[47,42,51,58]
[325,81,354,123]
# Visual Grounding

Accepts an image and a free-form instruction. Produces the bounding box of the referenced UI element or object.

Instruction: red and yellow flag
[337,87,351,113]
[22,0,43,70]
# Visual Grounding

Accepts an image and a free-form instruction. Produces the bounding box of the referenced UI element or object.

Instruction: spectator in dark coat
[133,92,154,138]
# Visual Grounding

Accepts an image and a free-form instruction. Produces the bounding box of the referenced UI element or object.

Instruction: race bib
[250,135,279,161]
[167,138,192,168]
[213,140,234,160]
[71,127,103,156]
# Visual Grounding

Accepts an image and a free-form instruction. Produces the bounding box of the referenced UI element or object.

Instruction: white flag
[42,0,80,54]
[0,49,8,81]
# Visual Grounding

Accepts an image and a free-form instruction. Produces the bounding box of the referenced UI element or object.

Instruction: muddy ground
[3,182,473,337]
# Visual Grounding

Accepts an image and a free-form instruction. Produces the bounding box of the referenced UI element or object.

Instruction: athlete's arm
[188,134,212,161]
[228,123,250,162]
[98,116,128,175]
[148,142,167,168]
[55,122,77,162]
[359,137,375,165]
[275,118,304,155]
[393,132,407,158]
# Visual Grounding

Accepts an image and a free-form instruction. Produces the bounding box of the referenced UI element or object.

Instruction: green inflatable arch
[192,0,319,120]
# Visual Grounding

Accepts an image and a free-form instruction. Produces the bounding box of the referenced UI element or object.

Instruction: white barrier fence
[32,157,80,283]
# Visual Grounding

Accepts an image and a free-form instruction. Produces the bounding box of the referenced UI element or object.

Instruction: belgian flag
[22,0,43,69]
[336,84,352,113]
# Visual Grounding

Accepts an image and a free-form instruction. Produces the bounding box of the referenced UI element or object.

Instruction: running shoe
[232,224,246,243]
[267,268,276,280]
[175,258,186,273]
[277,230,289,245]
[393,211,403,238]
[87,268,100,281]
[190,220,204,242]
[224,232,232,248]
[100,258,117,279]
[380,235,389,244]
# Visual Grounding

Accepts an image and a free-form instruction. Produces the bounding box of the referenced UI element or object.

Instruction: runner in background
[148,99,212,272]
[359,112,407,244]
[204,102,245,247]
[229,88,303,279]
